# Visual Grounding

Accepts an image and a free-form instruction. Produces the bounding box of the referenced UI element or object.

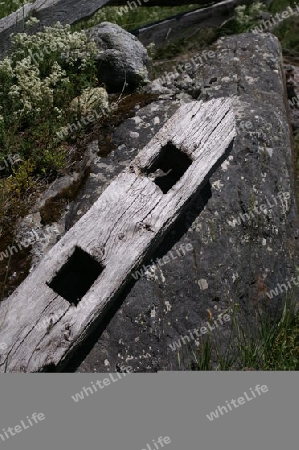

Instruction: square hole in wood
[145,142,192,194]
[48,247,103,305]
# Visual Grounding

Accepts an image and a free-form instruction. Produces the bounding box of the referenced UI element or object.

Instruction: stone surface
[56,32,299,372]
[86,22,149,93]
[2,31,298,372]
[0,98,234,373]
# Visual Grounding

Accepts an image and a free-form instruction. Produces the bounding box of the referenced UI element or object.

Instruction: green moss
[0,0,32,20]
[272,15,299,56]
[39,168,90,225]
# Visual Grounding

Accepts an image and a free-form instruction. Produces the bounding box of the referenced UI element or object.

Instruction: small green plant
[219,2,266,36]
[0,0,31,20]
[0,21,99,175]
[177,296,299,371]
[272,14,299,56]
[0,20,105,256]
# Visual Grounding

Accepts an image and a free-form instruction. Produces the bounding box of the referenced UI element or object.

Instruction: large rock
[4,32,298,372]
[86,22,149,93]
[60,32,299,372]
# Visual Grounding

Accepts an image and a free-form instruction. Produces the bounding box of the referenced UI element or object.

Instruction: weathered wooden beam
[0,98,235,372]
[1,0,209,56]
[109,0,215,6]
[133,0,252,47]
[0,0,266,57]
[0,0,112,56]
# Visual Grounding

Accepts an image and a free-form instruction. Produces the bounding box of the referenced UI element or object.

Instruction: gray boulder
[86,22,149,93]
[64,32,299,372]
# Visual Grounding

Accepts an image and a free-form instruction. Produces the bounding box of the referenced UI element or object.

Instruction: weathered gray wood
[0,97,235,372]
[109,0,216,6]
[0,0,111,56]
[0,0,266,57]
[133,0,252,47]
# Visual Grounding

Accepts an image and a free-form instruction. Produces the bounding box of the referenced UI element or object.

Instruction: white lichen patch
[158,266,166,283]
[221,160,230,171]
[232,272,239,283]
[245,76,258,85]
[150,307,156,319]
[132,116,142,125]
[129,131,140,139]
[144,265,159,281]
[212,180,224,191]
[164,301,172,312]
[198,279,208,290]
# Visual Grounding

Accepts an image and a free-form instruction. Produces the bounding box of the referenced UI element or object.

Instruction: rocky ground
[56,32,299,372]
[2,22,299,371]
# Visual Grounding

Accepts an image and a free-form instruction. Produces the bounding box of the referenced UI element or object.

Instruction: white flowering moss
[70,87,109,116]
[234,2,266,31]
[0,22,104,175]
[0,23,99,125]
[12,23,97,69]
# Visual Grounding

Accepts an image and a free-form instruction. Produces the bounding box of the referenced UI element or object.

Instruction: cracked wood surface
[0,0,252,56]
[134,0,252,47]
[0,0,111,56]
[0,97,235,372]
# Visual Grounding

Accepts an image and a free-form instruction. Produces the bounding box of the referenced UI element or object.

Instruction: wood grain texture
[0,0,111,56]
[0,0,254,56]
[133,0,252,47]
[0,97,235,372]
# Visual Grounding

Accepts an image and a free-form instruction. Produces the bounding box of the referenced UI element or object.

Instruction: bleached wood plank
[0,97,235,372]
